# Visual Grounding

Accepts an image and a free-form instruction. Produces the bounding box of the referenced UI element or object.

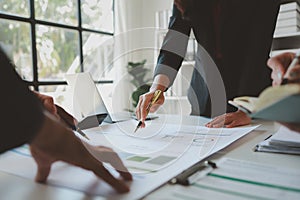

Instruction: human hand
[135,90,165,128]
[174,0,191,16]
[267,52,300,85]
[205,110,251,128]
[29,112,132,193]
[33,92,77,128]
[33,91,58,117]
[280,122,300,133]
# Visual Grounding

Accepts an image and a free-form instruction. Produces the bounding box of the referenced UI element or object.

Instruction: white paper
[0,120,258,199]
[146,158,300,200]
[256,126,300,154]
[271,126,300,146]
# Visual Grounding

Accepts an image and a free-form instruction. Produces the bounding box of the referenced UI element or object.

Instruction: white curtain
[110,0,143,113]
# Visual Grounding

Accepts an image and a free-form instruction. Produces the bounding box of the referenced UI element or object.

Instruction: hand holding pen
[268,49,300,86]
[134,90,162,133]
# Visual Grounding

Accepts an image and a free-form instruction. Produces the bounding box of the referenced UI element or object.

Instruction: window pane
[81,0,114,33]
[0,19,33,80]
[36,25,80,81]
[35,0,78,26]
[39,85,67,93]
[82,31,114,80]
[0,0,30,17]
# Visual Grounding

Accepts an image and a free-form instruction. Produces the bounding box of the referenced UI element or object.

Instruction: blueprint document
[0,119,258,199]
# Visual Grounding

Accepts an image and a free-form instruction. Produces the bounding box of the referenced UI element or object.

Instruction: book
[277,10,300,21]
[274,25,300,34]
[255,126,300,155]
[229,84,300,123]
[276,17,300,28]
[279,2,300,13]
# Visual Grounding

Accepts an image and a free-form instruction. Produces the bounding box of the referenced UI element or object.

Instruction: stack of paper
[275,2,300,35]
[255,126,300,155]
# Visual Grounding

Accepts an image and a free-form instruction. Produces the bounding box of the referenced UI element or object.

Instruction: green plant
[127,59,151,107]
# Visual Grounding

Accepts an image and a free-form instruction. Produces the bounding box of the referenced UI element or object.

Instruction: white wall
[141,0,173,27]
[141,0,173,67]
[116,0,172,67]
[113,0,192,114]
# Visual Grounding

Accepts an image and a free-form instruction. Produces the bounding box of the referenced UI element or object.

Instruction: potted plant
[127,59,151,108]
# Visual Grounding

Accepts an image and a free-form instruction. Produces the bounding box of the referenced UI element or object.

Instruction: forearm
[150,74,170,92]
[154,4,191,85]
[0,49,45,153]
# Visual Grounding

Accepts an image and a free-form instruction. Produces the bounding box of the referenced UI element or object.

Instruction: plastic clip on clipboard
[170,160,217,186]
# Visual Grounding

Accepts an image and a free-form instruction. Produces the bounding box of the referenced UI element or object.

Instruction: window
[0,0,114,92]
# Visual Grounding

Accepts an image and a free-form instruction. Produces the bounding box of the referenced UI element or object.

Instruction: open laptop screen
[65,72,131,123]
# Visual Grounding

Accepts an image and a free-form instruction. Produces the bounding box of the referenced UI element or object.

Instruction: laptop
[65,72,132,123]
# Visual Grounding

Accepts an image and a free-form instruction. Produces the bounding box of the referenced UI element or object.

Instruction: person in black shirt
[0,48,132,193]
[207,50,300,128]
[135,0,280,128]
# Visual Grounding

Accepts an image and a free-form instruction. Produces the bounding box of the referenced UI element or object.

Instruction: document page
[256,125,300,154]
[0,119,258,199]
[147,158,300,200]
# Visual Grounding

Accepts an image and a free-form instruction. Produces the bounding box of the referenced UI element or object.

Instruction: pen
[281,49,300,85]
[170,160,217,185]
[61,116,90,140]
[134,90,162,133]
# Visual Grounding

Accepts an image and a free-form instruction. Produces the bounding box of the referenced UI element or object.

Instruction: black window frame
[0,0,114,91]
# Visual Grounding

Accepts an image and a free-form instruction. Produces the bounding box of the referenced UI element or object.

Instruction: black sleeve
[154,4,192,86]
[0,48,45,153]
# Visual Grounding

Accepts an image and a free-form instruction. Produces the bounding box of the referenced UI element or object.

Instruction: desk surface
[1,115,299,200]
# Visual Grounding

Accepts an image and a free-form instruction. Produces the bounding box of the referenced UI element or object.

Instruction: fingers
[271,69,284,86]
[66,141,131,193]
[33,92,58,116]
[79,146,131,193]
[35,163,51,183]
[205,114,226,128]
[62,142,131,193]
[140,94,152,122]
[29,145,54,183]
[91,160,130,193]
[135,91,164,127]
[174,0,188,16]
[55,105,77,127]
[30,114,130,193]
[205,111,251,128]
[267,52,294,71]
[267,52,296,85]
[90,146,132,181]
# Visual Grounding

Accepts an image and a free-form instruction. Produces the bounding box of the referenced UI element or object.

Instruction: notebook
[255,126,300,155]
